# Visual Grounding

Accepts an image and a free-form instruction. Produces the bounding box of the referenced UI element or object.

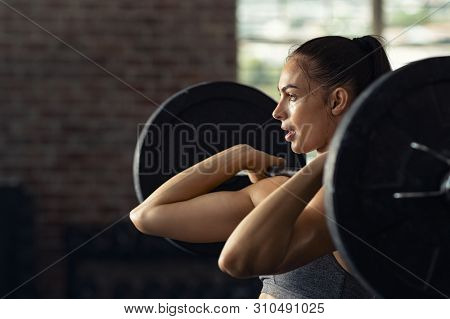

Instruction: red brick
[0,0,236,297]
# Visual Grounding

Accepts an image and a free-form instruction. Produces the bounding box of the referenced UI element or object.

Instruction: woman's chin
[290,139,314,154]
[290,140,305,154]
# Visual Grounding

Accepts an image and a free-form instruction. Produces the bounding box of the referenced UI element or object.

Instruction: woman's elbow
[218,251,255,279]
[129,206,157,236]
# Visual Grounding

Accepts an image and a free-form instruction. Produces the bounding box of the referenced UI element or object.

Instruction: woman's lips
[285,130,296,141]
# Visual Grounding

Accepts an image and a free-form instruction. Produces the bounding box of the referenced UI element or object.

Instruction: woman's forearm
[219,156,325,276]
[135,144,250,209]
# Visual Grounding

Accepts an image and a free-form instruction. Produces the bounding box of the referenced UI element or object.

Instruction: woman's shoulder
[239,176,290,207]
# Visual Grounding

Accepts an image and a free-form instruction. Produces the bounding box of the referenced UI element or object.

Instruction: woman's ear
[329,87,350,116]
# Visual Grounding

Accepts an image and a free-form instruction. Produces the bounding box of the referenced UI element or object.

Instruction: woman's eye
[288,94,297,102]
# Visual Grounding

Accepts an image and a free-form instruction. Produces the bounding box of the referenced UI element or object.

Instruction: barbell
[133,56,450,298]
[133,81,306,256]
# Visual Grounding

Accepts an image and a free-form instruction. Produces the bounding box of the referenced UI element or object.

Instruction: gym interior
[1,0,449,299]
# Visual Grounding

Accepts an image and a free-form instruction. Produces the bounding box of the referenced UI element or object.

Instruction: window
[237,0,450,99]
[384,0,450,68]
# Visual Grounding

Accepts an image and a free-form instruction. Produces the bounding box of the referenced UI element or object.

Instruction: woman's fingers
[247,155,286,183]
[272,155,286,168]
[247,171,265,183]
[256,151,286,169]
[242,147,287,182]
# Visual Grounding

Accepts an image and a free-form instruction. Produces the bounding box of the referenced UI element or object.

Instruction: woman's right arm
[129,144,286,243]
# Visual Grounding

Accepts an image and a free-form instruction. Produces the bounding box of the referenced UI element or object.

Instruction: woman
[130,35,392,298]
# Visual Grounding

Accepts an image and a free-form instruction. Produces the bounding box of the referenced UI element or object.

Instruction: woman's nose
[272,103,287,121]
[272,111,283,120]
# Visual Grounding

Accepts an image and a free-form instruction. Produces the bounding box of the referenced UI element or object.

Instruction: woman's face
[272,57,336,154]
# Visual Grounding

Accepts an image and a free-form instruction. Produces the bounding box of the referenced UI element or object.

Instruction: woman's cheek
[294,127,316,154]
[290,107,303,127]
[288,101,299,113]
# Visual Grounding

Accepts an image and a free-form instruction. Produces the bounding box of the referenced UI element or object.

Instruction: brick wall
[0,0,236,297]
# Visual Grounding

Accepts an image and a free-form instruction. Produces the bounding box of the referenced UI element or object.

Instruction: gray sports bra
[259,254,375,298]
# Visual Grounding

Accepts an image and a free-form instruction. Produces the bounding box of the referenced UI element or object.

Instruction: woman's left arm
[218,152,335,278]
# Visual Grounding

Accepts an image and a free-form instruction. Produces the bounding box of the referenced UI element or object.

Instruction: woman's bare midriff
[258,251,350,299]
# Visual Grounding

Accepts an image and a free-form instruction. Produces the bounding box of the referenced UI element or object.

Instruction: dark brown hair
[288,35,392,103]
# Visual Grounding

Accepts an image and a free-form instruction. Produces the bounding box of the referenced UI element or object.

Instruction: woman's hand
[240,145,286,183]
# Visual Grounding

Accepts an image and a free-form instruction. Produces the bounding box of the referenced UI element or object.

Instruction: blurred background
[0,0,448,298]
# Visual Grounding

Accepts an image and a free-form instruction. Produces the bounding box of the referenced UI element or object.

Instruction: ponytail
[352,35,392,82]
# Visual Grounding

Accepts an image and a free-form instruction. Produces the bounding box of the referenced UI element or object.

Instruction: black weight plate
[325,56,450,297]
[325,56,450,298]
[134,81,305,256]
